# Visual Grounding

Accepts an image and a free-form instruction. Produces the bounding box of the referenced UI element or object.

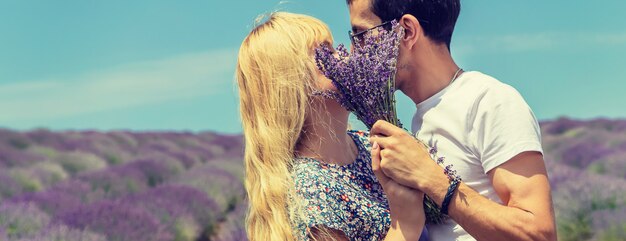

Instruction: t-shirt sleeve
[293,168,352,239]
[474,84,544,173]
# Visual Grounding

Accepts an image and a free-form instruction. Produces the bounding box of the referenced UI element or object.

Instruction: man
[345,0,557,240]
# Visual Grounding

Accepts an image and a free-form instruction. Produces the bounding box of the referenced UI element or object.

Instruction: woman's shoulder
[347,129,372,151]
[292,158,336,194]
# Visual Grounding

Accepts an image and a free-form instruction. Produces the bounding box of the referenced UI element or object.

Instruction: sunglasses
[348,18,429,48]
[348,20,394,48]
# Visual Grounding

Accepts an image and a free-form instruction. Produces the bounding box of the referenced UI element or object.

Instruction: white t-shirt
[411,71,543,241]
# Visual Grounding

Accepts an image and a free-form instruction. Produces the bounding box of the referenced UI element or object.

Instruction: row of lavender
[0,129,247,241]
[541,118,626,241]
[2,117,625,241]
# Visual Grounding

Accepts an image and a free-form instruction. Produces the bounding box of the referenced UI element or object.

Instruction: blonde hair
[236,12,334,241]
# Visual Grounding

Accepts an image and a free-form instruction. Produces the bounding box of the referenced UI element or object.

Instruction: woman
[236,12,426,241]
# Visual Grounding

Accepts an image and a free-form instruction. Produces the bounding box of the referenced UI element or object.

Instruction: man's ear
[400,14,423,50]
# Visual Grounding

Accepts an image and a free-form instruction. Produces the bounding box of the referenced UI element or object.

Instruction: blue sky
[1,1,625,134]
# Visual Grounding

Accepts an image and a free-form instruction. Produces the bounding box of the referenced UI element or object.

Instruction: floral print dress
[292,130,427,241]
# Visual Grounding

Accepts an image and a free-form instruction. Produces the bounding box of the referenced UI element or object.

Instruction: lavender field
[542,118,626,241]
[0,117,625,240]
[0,129,246,241]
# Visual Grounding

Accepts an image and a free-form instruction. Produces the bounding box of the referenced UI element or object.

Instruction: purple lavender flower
[561,142,612,168]
[53,151,108,175]
[0,145,44,168]
[75,167,148,199]
[7,190,83,216]
[119,158,181,187]
[0,202,51,239]
[54,200,173,241]
[315,21,404,129]
[171,164,245,214]
[18,162,69,191]
[133,151,187,174]
[0,227,7,241]
[8,168,44,193]
[210,202,249,241]
[45,179,105,204]
[592,208,626,234]
[74,158,181,199]
[597,151,626,179]
[436,157,445,165]
[429,146,438,155]
[107,131,139,150]
[22,224,108,241]
[0,171,21,201]
[541,117,583,135]
[0,129,31,150]
[139,140,200,168]
[24,129,67,150]
[548,160,626,239]
[213,134,244,154]
[121,184,220,236]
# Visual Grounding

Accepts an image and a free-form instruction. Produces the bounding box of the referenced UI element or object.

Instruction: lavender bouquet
[315,21,458,224]
[314,22,403,129]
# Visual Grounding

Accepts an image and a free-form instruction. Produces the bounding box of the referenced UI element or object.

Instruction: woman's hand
[372,141,425,241]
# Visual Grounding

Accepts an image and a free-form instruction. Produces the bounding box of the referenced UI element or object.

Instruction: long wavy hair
[236,12,334,241]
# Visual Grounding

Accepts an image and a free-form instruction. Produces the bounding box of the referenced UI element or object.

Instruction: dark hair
[348,0,461,48]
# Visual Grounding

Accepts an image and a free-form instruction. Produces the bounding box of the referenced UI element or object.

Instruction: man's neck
[401,45,461,105]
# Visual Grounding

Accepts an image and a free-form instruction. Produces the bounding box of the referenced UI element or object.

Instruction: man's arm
[370,120,556,241]
[422,152,556,241]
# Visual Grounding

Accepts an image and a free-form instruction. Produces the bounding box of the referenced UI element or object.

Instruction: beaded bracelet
[441,179,460,215]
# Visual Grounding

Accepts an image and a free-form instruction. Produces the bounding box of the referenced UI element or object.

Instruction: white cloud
[0,48,237,122]
[454,32,626,55]
[594,33,626,45]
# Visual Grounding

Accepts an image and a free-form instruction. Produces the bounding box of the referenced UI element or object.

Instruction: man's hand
[370,120,448,192]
